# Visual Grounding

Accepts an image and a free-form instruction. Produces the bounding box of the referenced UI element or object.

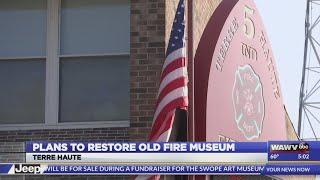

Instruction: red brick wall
[130,0,165,141]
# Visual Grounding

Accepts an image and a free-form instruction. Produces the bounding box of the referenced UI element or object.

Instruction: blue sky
[254,0,306,132]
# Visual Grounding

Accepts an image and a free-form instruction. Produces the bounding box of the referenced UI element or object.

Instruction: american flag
[149,0,188,142]
[135,1,187,179]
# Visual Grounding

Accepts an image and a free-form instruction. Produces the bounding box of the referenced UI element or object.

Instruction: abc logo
[14,164,41,174]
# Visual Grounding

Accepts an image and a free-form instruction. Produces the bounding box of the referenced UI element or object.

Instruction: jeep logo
[14,164,41,174]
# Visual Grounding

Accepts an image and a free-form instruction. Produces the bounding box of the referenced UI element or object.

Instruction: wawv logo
[14,164,41,174]
[270,142,309,153]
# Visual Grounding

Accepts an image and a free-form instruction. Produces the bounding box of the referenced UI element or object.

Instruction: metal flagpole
[187,0,194,143]
[187,0,196,180]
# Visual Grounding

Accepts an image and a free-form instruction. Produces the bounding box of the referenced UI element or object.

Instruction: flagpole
[187,0,196,180]
[187,0,194,143]
[187,1,208,180]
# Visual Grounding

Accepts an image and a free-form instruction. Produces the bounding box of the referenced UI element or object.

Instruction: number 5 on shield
[243,5,255,39]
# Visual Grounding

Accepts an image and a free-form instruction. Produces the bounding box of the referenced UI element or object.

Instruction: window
[0,0,46,124]
[0,60,45,124]
[0,0,47,57]
[60,0,129,55]
[59,57,129,123]
[59,0,130,123]
[0,0,130,130]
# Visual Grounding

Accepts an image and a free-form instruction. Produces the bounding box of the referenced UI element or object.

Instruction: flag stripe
[156,77,188,108]
[157,67,187,98]
[160,57,186,83]
[149,97,188,141]
[162,48,185,71]
[155,128,171,142]
[153,86,188,123]
[150,110,175,141]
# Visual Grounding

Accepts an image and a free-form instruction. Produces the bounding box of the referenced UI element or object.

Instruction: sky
[254,0,306,133]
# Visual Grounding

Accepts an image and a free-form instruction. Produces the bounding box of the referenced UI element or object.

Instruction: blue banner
[25,141,266,153]
[23,141,320,163]
[43,165,264,174]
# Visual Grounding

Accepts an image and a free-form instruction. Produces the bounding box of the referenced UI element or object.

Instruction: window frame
[0,0,130,130]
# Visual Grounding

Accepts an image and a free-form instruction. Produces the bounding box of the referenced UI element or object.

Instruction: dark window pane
[59,56,129,122]
[60,0,130,55]
[0,60,45,124]
[0,0,46,57]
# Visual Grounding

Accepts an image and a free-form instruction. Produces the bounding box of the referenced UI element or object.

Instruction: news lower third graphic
[1,141,320,175]
[0,164,316,175]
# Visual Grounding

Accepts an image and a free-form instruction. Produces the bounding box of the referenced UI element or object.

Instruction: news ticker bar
[24,141,317,164]
[0,164,318,175]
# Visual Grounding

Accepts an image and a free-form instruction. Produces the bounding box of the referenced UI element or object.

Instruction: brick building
[0,0,216,142]
[0,0,169,179]
[0,0,226,141]
[0,0,168,142]
[0,0,304,179]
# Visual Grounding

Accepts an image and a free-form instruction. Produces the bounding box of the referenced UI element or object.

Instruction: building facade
[0,0,230,142]
[0,0,304,179]
[0,0,168,142]
[0,0,169,179]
